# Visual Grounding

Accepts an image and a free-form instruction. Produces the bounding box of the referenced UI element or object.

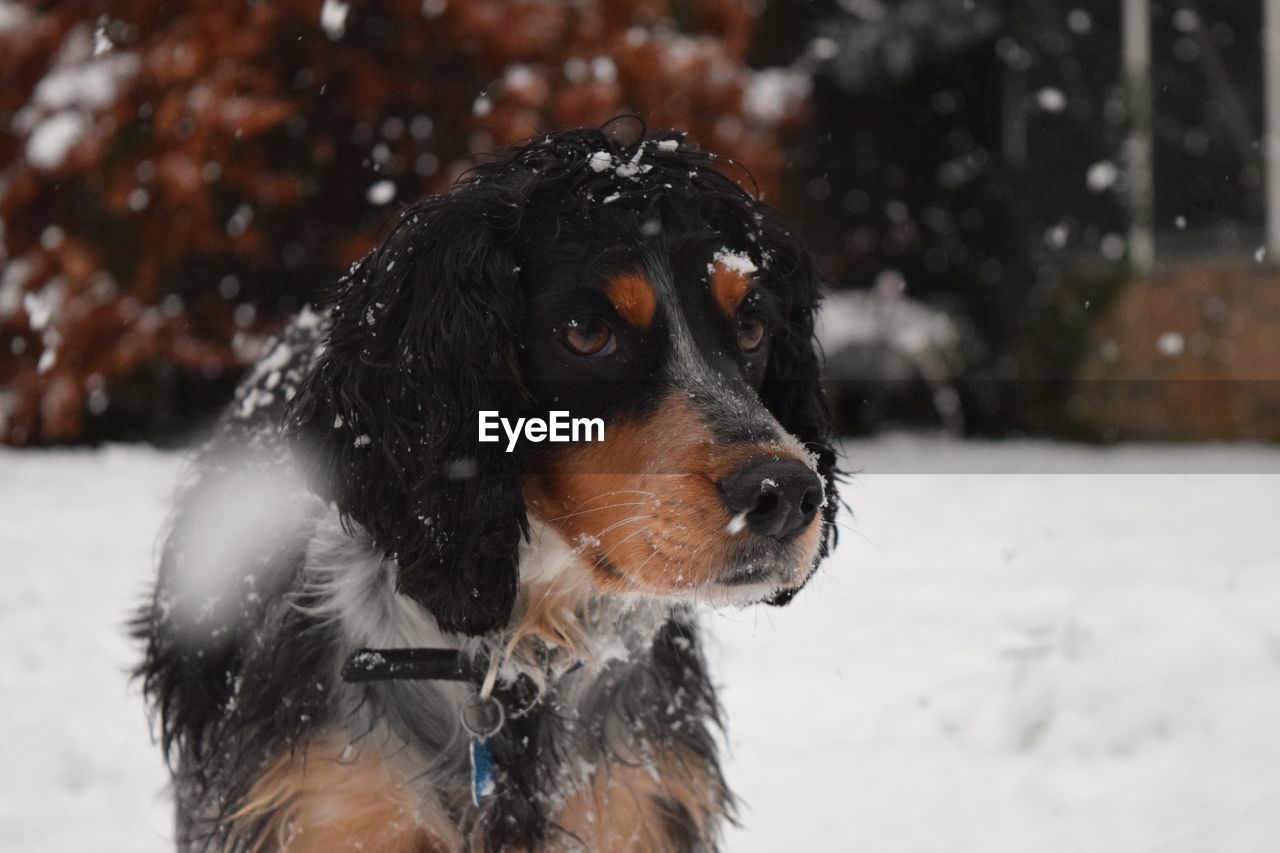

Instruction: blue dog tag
[470,737,496,805]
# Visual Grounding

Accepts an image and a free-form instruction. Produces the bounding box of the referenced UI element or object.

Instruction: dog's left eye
[737,315,767,353]
[560,318,617,357]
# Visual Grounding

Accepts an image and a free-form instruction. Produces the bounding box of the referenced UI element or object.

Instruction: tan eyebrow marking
[605,272,657,329]
[710,261,752,318]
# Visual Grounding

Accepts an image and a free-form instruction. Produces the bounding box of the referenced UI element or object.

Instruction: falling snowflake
[367,180,396,206]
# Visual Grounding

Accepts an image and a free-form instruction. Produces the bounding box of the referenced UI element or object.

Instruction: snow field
[716,439,1280,852]
[2,439,1279,852]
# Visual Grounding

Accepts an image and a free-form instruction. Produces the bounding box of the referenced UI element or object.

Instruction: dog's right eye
[560,318,616,357]
[736,314,767,354]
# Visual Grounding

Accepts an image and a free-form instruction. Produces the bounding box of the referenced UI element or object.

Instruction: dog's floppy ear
[757,222,840,604]
[288,193,531,635]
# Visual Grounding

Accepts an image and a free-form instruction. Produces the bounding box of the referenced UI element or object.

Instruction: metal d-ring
[461,692,505,740]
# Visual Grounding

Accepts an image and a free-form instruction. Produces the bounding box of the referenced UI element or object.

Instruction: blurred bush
[0,0,803,445]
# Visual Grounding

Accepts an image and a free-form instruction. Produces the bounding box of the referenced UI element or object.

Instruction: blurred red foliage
[0,0,805,444]
[1073,262,1280,441]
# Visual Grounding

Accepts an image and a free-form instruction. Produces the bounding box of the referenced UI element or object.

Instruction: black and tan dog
[136,122,839,852]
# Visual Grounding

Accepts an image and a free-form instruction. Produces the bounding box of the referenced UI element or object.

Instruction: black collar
[341,647,483,684]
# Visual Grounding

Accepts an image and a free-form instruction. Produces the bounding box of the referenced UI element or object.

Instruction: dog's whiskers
[547,500,651,523]
[555,490,656,518]
[587,513,657,540]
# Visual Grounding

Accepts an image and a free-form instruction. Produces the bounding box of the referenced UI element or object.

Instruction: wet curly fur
[135,120,838,852]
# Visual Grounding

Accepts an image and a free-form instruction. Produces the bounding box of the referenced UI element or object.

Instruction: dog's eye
[560,318,616,357]
[737,315,767,353]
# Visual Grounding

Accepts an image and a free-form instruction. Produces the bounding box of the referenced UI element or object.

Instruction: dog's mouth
[583,533,815,606]
[709,538,816,601]
[718,564,771,586]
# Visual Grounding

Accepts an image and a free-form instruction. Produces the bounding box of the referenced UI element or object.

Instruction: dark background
[2,0,1275,446]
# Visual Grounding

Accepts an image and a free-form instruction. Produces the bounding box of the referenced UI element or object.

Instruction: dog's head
[289,123,837,636]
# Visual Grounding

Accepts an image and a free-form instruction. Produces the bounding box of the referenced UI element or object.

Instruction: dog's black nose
[719,458,823,541]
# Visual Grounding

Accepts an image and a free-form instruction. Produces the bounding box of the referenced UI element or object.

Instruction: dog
[136,122,839,852]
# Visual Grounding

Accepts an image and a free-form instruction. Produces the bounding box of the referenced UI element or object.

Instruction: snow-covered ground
[3,439,1279,852]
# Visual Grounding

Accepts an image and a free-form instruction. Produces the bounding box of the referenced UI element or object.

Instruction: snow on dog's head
[283,124,840,632]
